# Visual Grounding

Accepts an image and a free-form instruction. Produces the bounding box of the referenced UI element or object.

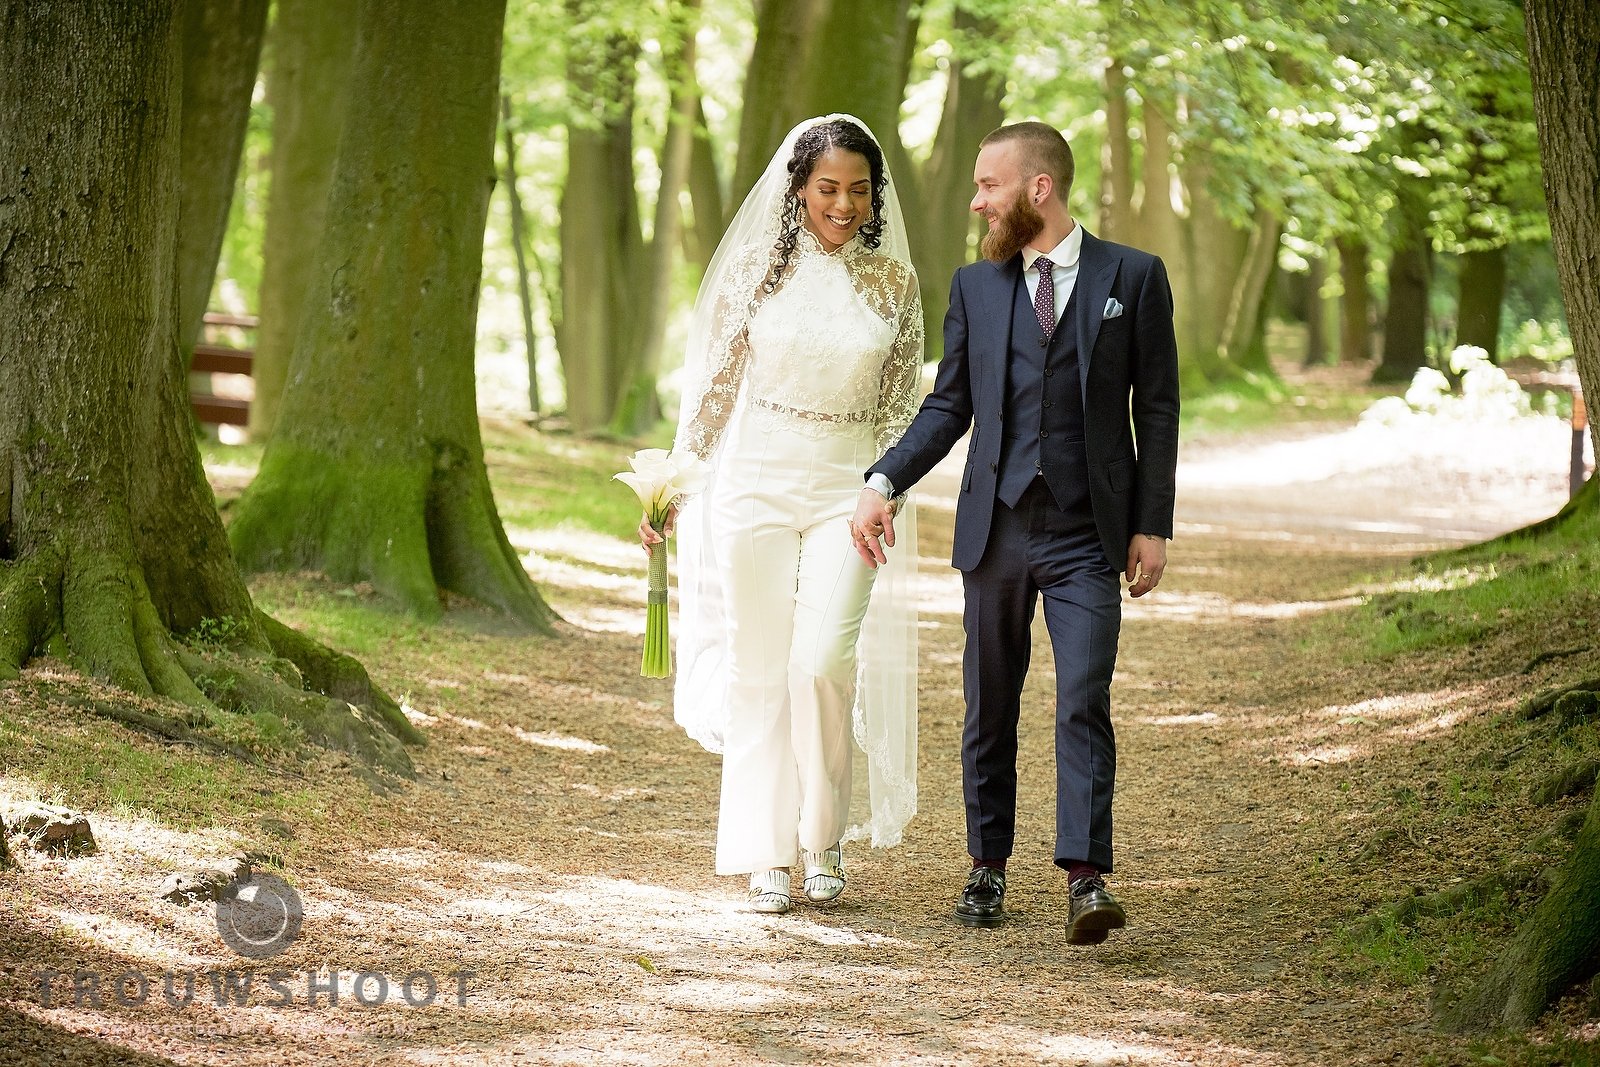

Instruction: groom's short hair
[981,122,1074,201]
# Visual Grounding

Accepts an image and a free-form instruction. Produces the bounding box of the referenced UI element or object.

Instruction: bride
[639,114,922,913]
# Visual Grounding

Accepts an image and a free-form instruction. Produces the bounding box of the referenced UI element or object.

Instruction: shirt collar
[1022,220,1082,273]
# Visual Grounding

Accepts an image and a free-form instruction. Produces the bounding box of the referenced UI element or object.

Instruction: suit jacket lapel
[1074,230,1120,399]
[986,255,1023,406]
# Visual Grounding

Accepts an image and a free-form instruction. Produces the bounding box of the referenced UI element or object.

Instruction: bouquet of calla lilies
[614,449,710,677]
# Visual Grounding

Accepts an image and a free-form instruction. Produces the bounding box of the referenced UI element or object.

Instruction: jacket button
[989,462,997,472]
[1039,430,1049,438]
[1038,337,1048,348]
[1043,400,1053,408]
[1044,368,1054,377]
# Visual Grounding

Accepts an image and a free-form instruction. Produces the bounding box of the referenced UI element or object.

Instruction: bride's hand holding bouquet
[614,448,709,677]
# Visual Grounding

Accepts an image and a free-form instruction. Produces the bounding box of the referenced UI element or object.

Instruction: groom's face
[972,143,1044,264]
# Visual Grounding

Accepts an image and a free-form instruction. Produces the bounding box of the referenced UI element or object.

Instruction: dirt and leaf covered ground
[1,366,1597,1065]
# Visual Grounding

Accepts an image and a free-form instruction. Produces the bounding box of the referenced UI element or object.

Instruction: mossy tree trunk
[558,0,645,434]
[177,0,270,353]
[1441,787,1600,1031]
[228,0,556,633]
[0,0,416,774]
[248,0,358,441]
[1526,0,1600,468]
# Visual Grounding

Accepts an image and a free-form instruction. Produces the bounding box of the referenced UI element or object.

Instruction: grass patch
[483,418,674,538]
[1358,488,1600,659]
[0,697,331,838]
[1180,368,1385,439]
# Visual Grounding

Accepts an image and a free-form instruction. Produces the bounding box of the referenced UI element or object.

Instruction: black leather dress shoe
[955,866,1007,927]
[1066,874,1126,945]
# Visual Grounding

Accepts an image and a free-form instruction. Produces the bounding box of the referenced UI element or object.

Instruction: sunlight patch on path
[507,724,610,754]
[1126,590,1362,621]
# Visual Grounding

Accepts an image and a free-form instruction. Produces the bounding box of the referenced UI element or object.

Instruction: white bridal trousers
[710,413,879,875]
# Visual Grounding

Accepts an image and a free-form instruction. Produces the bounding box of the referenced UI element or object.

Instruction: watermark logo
[215,873,303,959]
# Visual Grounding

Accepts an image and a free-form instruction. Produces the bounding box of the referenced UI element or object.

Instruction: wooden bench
[190,312,256,426]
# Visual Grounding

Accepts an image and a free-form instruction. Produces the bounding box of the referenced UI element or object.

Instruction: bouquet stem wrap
[643,523,670,677]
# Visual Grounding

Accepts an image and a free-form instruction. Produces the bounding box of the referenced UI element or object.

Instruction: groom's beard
[981,191,1046,264]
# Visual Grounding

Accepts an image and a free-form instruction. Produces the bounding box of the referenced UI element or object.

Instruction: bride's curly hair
[763,119,887,293]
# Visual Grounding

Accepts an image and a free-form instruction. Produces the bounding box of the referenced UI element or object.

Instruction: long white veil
[670,113,920,848]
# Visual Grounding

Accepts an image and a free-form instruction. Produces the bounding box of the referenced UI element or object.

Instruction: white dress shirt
[1021,220,1083,329]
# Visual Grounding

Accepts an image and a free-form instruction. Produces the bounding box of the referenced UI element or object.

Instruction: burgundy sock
[971,857,1007,872]
[1067,862,1101,886]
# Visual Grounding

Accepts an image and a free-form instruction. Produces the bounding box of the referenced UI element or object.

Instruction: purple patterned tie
[1033,255,1056,339]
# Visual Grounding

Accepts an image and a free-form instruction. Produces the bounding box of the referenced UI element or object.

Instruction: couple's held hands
[849,487,898,568]
[1126,533,1167,597]
[637,502,679,556]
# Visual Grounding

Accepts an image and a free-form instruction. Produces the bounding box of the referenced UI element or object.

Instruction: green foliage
[186,614,251,648]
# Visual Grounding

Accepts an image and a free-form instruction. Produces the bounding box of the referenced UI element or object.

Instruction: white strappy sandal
[802,843,845,903]
[748,868,791,913]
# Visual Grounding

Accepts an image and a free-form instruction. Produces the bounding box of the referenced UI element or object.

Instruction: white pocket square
[1104,298,1124,320]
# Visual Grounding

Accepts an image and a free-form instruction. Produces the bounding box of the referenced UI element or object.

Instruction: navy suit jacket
[870,229,1180,572]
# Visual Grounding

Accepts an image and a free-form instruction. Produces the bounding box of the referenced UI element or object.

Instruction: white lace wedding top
[676,229,924,460]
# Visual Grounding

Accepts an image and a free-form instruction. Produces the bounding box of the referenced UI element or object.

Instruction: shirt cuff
[865,473,896,499]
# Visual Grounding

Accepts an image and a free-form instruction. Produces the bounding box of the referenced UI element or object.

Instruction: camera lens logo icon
[215,874,303,959]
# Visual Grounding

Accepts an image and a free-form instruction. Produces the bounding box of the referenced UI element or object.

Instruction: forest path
[0,393,1580,1066]
[314,402,1567,1066]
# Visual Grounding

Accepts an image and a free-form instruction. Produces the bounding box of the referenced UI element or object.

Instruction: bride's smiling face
[798,148,872,251]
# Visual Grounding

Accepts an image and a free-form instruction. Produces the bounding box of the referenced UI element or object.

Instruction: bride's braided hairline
[763,120,888,294]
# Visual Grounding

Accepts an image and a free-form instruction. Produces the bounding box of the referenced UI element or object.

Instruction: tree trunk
[1456,246,1508,362]
[1099,58,1136,245]
[1526,0,1600,469]
[1337,236,1372,365]
[801,0,915,172]
[685,97,725,268]
[177,0,270,354]
[228,0,556,633]
[1440,787,1600,1031]
[1374,161,1433,384]
[1217,214,1281,371]
[731,0,824,210]
[0,0,415,772]
[558,3,644,433]
[914,3,1006,362]
[611,0,702,438]
[249,0,358,440]
[501,94,543,419]
[1302,253,1329,367]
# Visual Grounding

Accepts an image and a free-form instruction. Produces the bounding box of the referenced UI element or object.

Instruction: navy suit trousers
[961,477,1121,872]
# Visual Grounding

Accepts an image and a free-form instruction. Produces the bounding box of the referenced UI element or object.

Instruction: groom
[850,122,1179,943]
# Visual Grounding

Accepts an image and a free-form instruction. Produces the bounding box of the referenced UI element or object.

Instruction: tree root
[29,679,256,763]
[1532,759,1600,806]
[1362,864,1547,938]
[1517,679,1600,721]
[2,541,417,777]
[256,611,422,745]
[1438,789,1600,1032]
[174,647,412,777]
[1521,645,1592,674]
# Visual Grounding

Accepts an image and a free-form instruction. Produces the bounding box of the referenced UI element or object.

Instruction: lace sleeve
[675,245,763,461]
[876,262,924,453]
